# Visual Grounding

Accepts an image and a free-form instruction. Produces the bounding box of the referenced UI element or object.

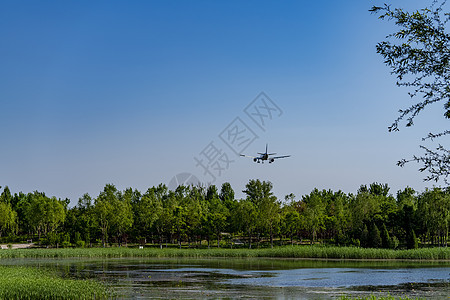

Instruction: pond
[1,257,449,299]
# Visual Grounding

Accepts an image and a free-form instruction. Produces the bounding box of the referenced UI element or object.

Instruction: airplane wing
[272,155,290,159]
[240,154,257,159]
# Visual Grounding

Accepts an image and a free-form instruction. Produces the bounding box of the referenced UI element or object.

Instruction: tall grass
[0,265,113,299]
[0,246,449,260]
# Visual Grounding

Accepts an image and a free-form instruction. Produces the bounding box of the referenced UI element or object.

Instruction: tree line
[0,180,449,249]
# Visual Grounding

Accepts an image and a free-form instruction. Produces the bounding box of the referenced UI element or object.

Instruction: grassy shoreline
[0,245,449,260]
[0,265,113,299]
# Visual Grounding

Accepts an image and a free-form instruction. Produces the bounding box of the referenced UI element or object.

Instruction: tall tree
[350,185,384,232]
[243,180,280,248]
[281,207,302,246]
[24,192,65,241]
[322,190,350,243]
[371,1,450,183]
[94,185,134,247]
[94,184,118,247]
[397,187,417,210]
[219,182,235,208]
[132,188,160,243]
[114,188,134,246]
[151,184,172,248]
[381,223,392,249]
[205,185,229,248]
[0,186,17,239]
[0,186,12,204]
[0,202,16,238]
[220,182,238,237]
[302,189,326,244]
[63,193,96,247]
[417,187,450,246]
[233,199,257,248]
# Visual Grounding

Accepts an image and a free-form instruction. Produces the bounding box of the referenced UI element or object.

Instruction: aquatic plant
[0,245,449,260]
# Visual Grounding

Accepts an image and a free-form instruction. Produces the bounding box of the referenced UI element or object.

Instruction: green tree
[12,192,32,236]
[220,182,238,237]
[170,185,198,248]
[25,192,65,241]
[371,2,450,182]
[281,208,301,246]
[114,188,134,246]
[233,199,257,248]
[320,190,350,243]
[205,185,229,248]
[407,228,419,249]
[77,193,96,246]
[159,189,178,246]
[369,223,382,248]
[63,193,97,247]
[417,187,450,246]
[243,180,280,248]
[381,223,392,249]
[397,187,417,210]
[0,202,17,238]
[301,189,326,244]
[183,186,203,247]
[94,184,117,247]
[0,186,17,238]
[360,224,369,248]
[133,188,161,244]
[350,186,382,233]
[151,184,172,248]
[94,184,134,247]
[0,186,12,205]
[220,182,235,208]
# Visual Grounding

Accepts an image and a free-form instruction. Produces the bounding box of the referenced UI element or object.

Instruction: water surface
[1,257,449,299]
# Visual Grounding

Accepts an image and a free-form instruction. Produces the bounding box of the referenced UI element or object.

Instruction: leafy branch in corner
[370,1,450,183]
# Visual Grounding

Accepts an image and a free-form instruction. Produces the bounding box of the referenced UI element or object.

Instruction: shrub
[391,236,399,249]
[351,239,360,247]
[75,240,85,248]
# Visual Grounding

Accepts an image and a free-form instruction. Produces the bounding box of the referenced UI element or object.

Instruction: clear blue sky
[1,0,446,204]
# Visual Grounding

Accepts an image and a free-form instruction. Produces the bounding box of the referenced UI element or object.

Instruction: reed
[0,265,113,299]
[0,245,449,260]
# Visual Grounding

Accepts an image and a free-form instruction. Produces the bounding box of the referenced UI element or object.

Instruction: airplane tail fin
[266,144,278,155]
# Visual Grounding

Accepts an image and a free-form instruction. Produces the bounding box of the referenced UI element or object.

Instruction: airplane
[240,144,290,164]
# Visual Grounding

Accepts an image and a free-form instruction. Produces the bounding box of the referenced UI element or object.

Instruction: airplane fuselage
[241,144,290,164]
[259,153,269,160]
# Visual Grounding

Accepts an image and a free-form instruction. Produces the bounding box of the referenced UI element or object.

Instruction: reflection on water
[1,257,449,299]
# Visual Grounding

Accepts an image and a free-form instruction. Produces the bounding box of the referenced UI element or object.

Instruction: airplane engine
[270,158,275,163]
[253,158,257,162]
